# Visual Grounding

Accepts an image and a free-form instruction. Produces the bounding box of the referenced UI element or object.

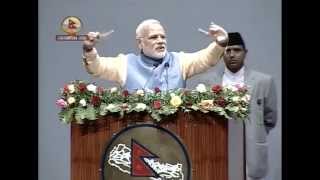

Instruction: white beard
[143,49,167,59]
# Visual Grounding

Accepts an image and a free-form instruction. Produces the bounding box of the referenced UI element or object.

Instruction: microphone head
[164,62,169,68]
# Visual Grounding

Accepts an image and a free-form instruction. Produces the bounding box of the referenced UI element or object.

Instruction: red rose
[122,90,129,97]
[215,98,226,107]
[90,95,101,106]
[78,83,87,93]
[154,87,161,93]
[212,85,222,94]
[153,100,161,109]
[63,85,69,93]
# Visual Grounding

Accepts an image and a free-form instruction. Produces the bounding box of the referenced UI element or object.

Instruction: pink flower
[56,99,67,108]
[153,100,161,109]
[235,84,248,93]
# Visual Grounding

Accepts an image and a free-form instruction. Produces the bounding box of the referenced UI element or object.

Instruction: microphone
[143,64,158,91]
[164,62,169,91]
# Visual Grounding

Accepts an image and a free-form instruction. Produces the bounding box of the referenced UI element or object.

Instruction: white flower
[198,100,214,111]
[196,83,207,93]
[86,84,97,93]
[110,87,118,93]
[231,106,239,112]
[67,97,76,104]
[241,107,247,112]
[225,84,238,91]
[232,96,240,102]
[67,84,75,93]
[79,99,86,107]
[136,89,144,96]
[106,104,116,111]
[241,95,250,103]
[170,95,183,107]
[170,93,176,97]
[135,103,147,110]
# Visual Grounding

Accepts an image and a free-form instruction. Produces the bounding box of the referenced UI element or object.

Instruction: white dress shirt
[222,66,245,87]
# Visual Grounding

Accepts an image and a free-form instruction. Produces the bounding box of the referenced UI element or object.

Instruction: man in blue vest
[82,19,228,92]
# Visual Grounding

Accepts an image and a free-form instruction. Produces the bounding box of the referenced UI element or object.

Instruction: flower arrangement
[56,80,250,124]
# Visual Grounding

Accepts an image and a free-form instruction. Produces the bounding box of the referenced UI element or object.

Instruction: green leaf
[74,107,86,124]
[59,108,74,124]
[213,106,224,112]
[85,105,97,120]
[190,105,199,111]
[107,104,121,113]
[151,112,161,122]
[75,107,85,119]
[99,103,108,116]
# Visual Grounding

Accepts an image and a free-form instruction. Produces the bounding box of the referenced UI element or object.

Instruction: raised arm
[179,23,228,79]
[82,32,127,86]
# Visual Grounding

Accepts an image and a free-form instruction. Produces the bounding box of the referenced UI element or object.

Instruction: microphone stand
[243,121,247,180]
[164,62,169,91]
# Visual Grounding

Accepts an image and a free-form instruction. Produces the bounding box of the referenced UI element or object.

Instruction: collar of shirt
[222,66,245,86]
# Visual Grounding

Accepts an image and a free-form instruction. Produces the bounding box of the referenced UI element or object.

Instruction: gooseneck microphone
[164,62,169,91]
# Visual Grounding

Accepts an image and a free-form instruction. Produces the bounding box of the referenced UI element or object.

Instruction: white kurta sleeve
[178,42,225,80]
[82,48,127,86]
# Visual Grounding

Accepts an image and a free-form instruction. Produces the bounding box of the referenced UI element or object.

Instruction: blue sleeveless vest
[124,52,186,92]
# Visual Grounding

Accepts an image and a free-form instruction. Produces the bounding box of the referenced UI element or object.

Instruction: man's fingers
[85,32,100,41]
[83,32,100,49]
[209,25,220,31]
[88,32,99,38]
[209,24,227,38]
[209,25,224,34]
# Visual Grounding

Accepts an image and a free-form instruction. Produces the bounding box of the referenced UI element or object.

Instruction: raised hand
[208,22,229,47]
[83,32,100,52]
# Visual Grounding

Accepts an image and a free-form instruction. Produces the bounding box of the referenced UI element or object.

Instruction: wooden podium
[71,111,228,180]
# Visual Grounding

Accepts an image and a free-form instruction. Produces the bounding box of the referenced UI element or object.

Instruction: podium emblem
[101,124,191,180]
